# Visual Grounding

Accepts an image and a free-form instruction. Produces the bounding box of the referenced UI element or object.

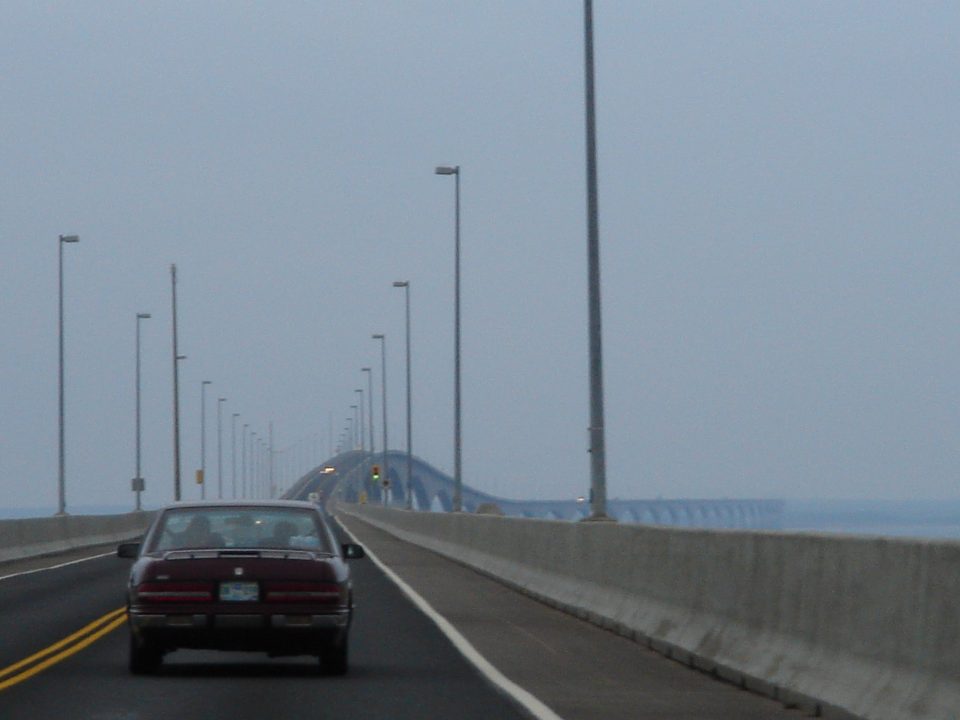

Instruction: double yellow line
[0,607,127,692]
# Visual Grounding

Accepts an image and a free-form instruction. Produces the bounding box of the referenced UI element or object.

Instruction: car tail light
[136,582,214,603]
[263,582,344,604]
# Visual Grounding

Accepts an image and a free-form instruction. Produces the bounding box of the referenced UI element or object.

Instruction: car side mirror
[117,542,141,558]
[341,543,365,560]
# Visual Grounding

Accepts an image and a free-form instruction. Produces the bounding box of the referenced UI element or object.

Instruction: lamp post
[583,0,609,520]
[349,407,358,450]
[134,312,151,511]
[434,164,462,512]
[200,381,212,499]
[268,422,274,499]
[231,412,240,498]
[250,432,258,498]
[170,264,184,502]
[242,423,249,498]
[254,436,267,497]
[57,234,79,515]
[355,389,365,452]
[372,334,388,504]
[256,438,263,498]
[361,368,374,454]
[217,397,227,499]
[255,429,262,497]
[393,281,413,509]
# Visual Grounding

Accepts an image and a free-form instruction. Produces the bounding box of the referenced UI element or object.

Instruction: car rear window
[149,508,331,553]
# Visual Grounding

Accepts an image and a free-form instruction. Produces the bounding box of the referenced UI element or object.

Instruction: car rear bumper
[129,609,350,653]
[130,611,350,630]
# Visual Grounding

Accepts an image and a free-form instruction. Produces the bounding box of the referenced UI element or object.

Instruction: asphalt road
[0,529,527,720]
[0,488,811,720]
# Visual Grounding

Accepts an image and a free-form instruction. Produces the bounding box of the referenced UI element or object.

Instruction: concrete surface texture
[341,504,960,720]
[337,512,809,720]
[0,512,152,564]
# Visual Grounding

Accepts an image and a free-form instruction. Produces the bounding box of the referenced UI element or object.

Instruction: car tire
[319,637,348,676]
[129,633,163,675]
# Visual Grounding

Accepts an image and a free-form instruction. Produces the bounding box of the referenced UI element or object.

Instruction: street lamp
[57,234,79,515]
[133,312,151,511]
[434,164,463,512]
[393,281,413,510]
[250,432,258,498]
[350,405,360,450]
[583,0,609,520]
[256,438,263,497]
[170,264,184,502]
[361,368,374,454]
[218,397,227,499]
[242,423,249,498]
[372,334,388,504]
[354,389,365,452]
[200,381,212,499]
[231,412,240,498]
[268,422,274,499]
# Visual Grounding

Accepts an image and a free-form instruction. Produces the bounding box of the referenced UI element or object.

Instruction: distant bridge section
[287,450,782,530]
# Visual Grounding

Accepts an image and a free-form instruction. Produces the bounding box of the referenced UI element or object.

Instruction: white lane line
[0,552,114,582]
[336,516,565,720]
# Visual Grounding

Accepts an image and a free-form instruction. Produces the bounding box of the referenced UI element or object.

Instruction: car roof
[159,500,318,511]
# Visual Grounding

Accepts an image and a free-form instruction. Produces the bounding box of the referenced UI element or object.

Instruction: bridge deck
[338,512,809,720]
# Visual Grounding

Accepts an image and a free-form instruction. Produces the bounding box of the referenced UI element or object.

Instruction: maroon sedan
[117,500,364,675]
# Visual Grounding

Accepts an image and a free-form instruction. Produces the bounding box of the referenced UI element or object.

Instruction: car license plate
[220,581,258,602]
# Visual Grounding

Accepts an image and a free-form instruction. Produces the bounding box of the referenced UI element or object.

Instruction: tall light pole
[372,334,388,504]
[134,312,151,511]
[217,397,227,499]
[435,164,462,512]
[262,437,267,497]
[242,423,249,498]
[350,406,359,449]
[170,264,184,502]
[361,368,374,454]
[253,438,259,497]
[393,281,413,510]
[583,0,609,520]
[253,437,259,497]
[251,432,258,498]
[57,234,79,515]
[200,380,212,500]
[355,389,365,452]
[268,422,274,498]
[231,412,239,498]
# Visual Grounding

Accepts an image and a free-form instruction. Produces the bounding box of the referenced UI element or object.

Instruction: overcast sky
[2,1,959,511]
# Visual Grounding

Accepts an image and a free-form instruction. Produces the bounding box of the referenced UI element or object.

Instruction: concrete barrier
[341,504,960,720]
[0,512,153,565]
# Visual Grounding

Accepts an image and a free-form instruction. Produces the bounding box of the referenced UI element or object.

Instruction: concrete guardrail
[0,513,154,565]
[340,503,960,720]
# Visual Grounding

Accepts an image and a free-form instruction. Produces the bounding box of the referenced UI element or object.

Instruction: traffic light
[371,465,380,481]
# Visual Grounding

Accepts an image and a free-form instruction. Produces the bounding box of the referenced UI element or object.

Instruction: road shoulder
[0,543,119,580]
[337,512,807,720]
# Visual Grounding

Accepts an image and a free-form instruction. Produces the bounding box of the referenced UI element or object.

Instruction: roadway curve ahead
[0,509,809,720]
